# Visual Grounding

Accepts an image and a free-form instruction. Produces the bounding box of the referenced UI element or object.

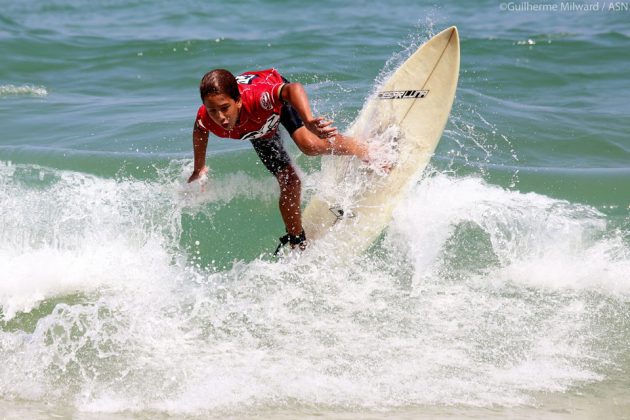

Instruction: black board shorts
[250,102,304,176]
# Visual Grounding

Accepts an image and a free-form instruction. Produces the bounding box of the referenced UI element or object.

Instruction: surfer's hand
[362,151,394,174]
[187,166,208,183]
[305,117,338,139]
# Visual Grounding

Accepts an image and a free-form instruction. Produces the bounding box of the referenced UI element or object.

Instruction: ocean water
[1,0,629,418]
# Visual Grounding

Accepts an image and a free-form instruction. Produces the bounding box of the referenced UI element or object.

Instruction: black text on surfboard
[376,90,429,99]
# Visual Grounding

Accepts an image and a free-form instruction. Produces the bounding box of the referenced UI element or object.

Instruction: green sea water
[1,0,629,418]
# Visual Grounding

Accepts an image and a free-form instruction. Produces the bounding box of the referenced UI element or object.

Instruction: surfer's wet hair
[199,69,240,101]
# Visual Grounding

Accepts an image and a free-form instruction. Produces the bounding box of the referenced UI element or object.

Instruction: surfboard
[300,26,460,254]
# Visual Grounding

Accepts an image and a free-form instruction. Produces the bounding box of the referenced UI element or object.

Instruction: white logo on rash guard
[240,114,281,141]
[260,92,273,110]
[235,74,257,84]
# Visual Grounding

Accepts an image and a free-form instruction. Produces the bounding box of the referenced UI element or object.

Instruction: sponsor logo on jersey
[376,89,429,99]
[260,92,273,110]
[240,114,281,141]
[235,74,258,84]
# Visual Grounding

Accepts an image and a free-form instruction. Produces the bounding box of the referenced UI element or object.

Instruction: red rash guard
[195,68,286,142]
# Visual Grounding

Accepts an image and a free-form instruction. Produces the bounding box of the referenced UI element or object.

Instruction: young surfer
[187,68,369,250]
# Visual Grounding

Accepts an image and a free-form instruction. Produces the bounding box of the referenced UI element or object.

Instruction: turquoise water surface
[1,1,629,418]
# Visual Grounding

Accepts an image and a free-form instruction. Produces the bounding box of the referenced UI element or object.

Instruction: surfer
[187,68,369,250]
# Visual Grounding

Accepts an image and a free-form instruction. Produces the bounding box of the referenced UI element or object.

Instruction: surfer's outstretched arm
[188,125,209,183]
[280,82,369,161]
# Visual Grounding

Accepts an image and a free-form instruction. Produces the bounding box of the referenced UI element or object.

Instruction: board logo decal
[377,90,429,99]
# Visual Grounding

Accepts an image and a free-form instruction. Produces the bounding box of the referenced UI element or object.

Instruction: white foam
[0,84,48,97]
[1,163,629,414]
[0,162,276,321]
[0,239,175,320]
[388,173,630,295]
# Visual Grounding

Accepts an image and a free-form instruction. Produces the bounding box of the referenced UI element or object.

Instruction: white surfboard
[302,26,460,254]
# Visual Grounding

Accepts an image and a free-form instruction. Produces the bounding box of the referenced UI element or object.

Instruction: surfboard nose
[445,26,459,42]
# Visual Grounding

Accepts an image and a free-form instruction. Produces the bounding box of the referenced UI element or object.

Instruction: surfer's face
[203,93,241,131]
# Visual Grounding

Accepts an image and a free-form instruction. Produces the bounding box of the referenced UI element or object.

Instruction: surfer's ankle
[274,229,307,254]
[288,229,307,249]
